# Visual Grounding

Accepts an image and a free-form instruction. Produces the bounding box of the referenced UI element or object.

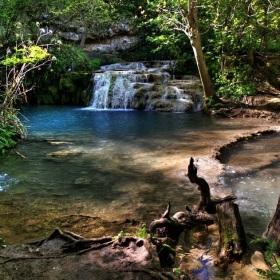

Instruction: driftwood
[263,195,280,251]
[187,157,236,214]
[148,202,184,242]
[26,228,114,255]
[148,202,215,242]
[187,157,246,261]
[187,157,216,213]
[148,202,215,268]
[149,158,244,261]
[216,202,246,258]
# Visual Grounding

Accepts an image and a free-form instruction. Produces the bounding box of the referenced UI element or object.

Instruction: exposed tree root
[26,228,113,254]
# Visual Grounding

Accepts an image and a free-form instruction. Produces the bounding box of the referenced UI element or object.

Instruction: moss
[42,94,54,104]
[49,86,58,96]
[157,243,176,267]
[49,86,60,102]
[59,77,75,93]
[43,72,91,105]
[60,94,67,104]
[135,100,146,110]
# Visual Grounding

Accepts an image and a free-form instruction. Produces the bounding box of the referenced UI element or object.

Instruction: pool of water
[0,105,279,244]
[219,133,280,237]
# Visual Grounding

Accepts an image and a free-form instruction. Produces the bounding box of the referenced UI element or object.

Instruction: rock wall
[53,18,141,54]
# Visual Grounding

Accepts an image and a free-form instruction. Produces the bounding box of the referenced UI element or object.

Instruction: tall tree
[146,0,215,101]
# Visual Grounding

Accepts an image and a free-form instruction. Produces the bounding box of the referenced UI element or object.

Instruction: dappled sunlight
[0,106,279,245]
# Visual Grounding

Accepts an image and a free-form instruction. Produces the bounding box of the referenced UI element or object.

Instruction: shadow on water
[0,105,279,244]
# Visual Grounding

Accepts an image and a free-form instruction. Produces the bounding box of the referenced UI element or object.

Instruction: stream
[219,133,280,237]
[0,105,279,245]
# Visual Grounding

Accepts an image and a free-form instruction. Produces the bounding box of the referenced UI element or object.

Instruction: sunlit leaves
[1,46,50,66]
[204,0,280,53]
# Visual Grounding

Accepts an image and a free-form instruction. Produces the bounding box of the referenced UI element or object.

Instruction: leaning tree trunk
[185,0,215,101]
[263,195,280,250]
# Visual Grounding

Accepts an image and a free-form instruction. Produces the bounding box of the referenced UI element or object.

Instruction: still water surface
[220,134,280,237]
[0,106,279,243]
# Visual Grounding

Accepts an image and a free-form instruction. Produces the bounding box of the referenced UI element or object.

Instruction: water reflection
[0,106,279,244]
[0,174,13,192]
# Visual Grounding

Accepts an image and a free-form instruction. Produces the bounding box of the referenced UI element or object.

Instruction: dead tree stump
[187,157,216,213]
[263,195,280,251]
[216,201,246,259]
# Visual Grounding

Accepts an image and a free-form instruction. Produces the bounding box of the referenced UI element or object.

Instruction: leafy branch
[1,25,55,114]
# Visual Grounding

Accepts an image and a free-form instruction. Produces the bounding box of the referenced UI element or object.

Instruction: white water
[89,61,203,112]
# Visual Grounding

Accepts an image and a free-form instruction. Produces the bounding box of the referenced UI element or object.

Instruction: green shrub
[89,58,102,71]
[27,44,92,103]
[0,123,17,154]
[215,64,256,100]
[250,238,280,279]
[268,38,280,52]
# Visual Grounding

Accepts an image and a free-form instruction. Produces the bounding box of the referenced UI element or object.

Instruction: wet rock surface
[88,61,204,112]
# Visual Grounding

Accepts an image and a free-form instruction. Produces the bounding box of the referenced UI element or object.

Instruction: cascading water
[88,61,204,112]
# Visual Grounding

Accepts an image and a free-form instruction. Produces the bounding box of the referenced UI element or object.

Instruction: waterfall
[88,61,204,113]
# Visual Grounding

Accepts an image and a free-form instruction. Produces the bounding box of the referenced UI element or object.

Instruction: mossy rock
[59,77,75,93]
[135,99,146,110]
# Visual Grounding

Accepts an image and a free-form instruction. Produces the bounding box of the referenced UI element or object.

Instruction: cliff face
[52,19,141,55]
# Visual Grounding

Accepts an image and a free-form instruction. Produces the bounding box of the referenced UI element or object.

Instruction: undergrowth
[250,238,280,279]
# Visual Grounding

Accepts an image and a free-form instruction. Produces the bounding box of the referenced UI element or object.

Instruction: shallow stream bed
[0,105,279,245]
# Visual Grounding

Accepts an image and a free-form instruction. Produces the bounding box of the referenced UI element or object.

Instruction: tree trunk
[79,24,88,49]
[190,36,215,100]
[262,195,280,250]
[186,0,215,100]
[216,201,246,258]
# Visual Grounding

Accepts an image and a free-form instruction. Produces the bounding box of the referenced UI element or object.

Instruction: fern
[250,238,280,279]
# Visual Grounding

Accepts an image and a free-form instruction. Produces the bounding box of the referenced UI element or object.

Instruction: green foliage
[173,268,182,278]
[0,237,7,248]
[202,0,280,54]
[117,230,132,237]
[206,96,219,110]
[215,64,256,100]
[50,45,90,75]
[268,38,280,52]
[89,58,102,71]
[27,44,92,104]
[136,225,148,239]
[0,23,51,152]
[1,46,50,66]
[250,238,280,279]
[0,123,17,154]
